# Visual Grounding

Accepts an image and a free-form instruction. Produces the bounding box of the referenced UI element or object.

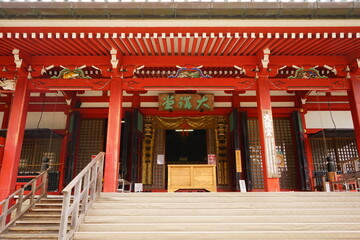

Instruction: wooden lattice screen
[247,118,264,189]
[19,138,62,172]
[76,119,105,174]
[310,137,358,173]
[148,129,166,189]
[273,118,297,190]
[247,118,297,190]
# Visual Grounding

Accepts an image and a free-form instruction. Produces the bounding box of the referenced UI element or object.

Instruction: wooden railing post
[30,180,37,205]
[42,171,48,197]
[90,164,97,203]
[16,188,24,216]
[58,192,71,240]
[71,179,82,230]
[82,171,90,213]
[0,200,9,230]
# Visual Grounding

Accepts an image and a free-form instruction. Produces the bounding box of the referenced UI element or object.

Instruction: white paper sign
[134,183,143,193]
[157,154,164,165]
[239,180,247,192]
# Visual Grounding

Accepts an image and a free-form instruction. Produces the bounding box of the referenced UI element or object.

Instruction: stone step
[91,201,360,209]
[97,197,360,203]
[0,233,58,239]
[8,226,62,231]
[98,193,360,203]
[30,208,62,212]
[100,192,360,198]
[83,215,360,224]
[15,220,63,225]
[73,231,360,240]
[34,203,64,209]
[78,223,360,232]
[23,214,62,219]
[86,208,360,216]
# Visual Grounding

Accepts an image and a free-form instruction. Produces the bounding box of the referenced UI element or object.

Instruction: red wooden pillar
[58,134,68,192]
[232,91,240,109]
[104,78,123,192]
[132,92,141,109]
[1,102,10,129]
[256,75,280,192]
[0,78,29,201]
[348,75,360,153]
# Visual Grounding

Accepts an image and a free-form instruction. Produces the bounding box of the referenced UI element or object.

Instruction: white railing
[58,152,104,240]
[0,170,49,233]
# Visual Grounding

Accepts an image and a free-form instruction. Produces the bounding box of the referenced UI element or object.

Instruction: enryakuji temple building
[0,0,360,200]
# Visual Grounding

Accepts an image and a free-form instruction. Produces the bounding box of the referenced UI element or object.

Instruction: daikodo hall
[0,15,360,199]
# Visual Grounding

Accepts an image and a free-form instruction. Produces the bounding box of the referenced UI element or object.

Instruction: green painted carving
[288,68,328,79]
[51,68,91,79]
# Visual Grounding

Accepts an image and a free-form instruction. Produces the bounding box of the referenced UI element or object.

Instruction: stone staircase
[0,196,64,239]
[75,192,360,240]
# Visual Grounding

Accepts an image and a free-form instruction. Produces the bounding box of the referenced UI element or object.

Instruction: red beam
[305,103,350,111]
[122,77,257,91]
[1,55,351,69]
[28,78,111,91]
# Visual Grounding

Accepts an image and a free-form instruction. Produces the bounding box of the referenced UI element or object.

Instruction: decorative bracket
[261,48,270,69]
[0,79,16,91]
[12,49,23,68]
[234,65,246,75]
[110,48,119,69]
[168,66,211,78]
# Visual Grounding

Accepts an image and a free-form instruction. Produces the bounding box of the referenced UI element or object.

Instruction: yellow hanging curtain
[151,116,219,129]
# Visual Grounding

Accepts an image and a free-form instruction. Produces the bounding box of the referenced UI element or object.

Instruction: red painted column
[58,134,68,192]
[1,102,10,129]
[232,91,240,109]
[347,75,360,153]
[256,74,280,192]
[104,77,123,192]
[132,92,141,109]
[0,78,29,201]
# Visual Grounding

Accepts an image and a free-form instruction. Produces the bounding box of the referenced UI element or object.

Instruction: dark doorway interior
[165,129,207,164]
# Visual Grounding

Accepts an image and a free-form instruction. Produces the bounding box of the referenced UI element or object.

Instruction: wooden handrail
[0,170,49,233]
[58,152,104,240]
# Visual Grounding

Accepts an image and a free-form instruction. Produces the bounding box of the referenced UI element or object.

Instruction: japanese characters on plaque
[159,94,214,111]
[262,109,280,178]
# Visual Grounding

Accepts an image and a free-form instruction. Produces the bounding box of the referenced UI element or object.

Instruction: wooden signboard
[159,94,214,111]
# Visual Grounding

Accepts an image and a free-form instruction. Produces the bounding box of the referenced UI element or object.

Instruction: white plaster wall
[305,111,354,129]
[26,112,67,129]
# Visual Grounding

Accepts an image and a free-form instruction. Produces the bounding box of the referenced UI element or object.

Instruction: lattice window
[248,118,297,190]
[273,118,297,190]
[76,119,105,174]
[19,138,62,172]
[311,139,336,173]
[150,129,166,189]
[311,137,358,174]
[247,118,264,189]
